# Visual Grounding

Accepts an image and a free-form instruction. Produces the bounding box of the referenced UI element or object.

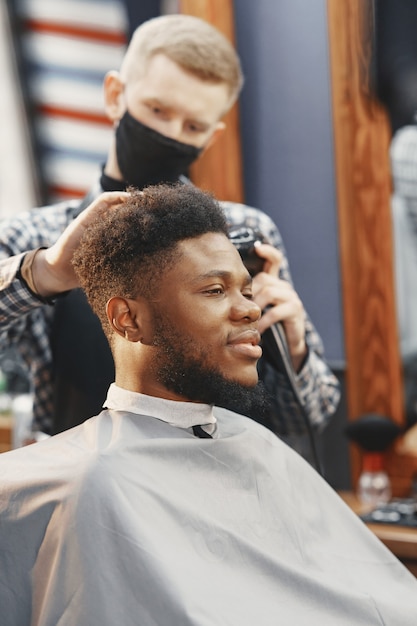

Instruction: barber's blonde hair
[120,14,244,108]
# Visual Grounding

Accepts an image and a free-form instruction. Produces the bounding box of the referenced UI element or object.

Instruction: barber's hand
[32,192,130,297]
[251,243,307,372]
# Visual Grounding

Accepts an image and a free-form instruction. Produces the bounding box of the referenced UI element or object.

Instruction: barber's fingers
[252,273,297,311]
[257,298,304,333]
[252,275,304,331]
[257,296,307,364]
[252,243,282,276]
[251,262,307,361]
[55,192,131,249]
[79,191,131,225]
[43,192,130,288]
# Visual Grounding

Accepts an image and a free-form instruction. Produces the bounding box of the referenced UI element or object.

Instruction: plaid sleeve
[0,201,76,326]
[0,200,79,433]
[257,342,340,436]
[0,254,49,327]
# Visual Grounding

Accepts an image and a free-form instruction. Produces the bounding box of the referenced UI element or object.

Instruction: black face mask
[115,111,203,189]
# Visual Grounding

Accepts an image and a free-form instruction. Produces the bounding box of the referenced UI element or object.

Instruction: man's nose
[231,296,261,323]
[162,119,183,142]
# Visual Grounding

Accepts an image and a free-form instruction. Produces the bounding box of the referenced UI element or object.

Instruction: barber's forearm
[31,248,78,297]
[0,254,46,328]
[295,351,341,429]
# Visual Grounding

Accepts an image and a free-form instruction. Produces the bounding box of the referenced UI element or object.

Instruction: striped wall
[13,0,128,203]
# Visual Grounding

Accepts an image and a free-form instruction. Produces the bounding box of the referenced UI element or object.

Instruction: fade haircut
[72,184,229,340]
[120,14,244,109]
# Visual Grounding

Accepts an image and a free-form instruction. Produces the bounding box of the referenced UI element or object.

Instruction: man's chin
[150,316,268,417]
[214,380,271,422]
[159,358,268,416]
[222,363,260,389]
[228,374,259,390]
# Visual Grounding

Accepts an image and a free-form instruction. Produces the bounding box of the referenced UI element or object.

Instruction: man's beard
[150,312,271,420]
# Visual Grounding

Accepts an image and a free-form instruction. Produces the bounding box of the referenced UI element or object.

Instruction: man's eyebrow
[192,270,252,285]
[144,97,170,111]
[146,97,166,106]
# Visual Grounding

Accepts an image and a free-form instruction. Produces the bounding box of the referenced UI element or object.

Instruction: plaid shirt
[0,181,340,435]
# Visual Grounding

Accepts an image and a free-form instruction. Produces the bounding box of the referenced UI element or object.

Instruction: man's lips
[227,330,262,359]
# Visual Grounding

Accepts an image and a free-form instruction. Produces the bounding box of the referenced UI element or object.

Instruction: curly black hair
[72,183,229,337]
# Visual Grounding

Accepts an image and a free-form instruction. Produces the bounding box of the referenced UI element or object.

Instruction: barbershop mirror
[328,0,417,495]
[374,1,417,433]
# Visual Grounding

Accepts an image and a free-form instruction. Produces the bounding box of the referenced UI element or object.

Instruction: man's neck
[100,167,126,192]
[104,384,216,433]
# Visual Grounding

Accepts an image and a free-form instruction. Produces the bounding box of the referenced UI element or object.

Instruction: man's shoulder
[0,179,102,231]
[0,420,92,471]
[0,182,104,257]
[0,198,81,245]
[214,406,285,445]
[220,199,274,223]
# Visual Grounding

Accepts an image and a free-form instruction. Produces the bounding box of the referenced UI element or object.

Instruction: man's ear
[107,296,144,342]
[103,71,126,123]
[200,121,226,155]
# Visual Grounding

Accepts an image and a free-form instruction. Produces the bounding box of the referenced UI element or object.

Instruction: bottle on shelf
[345,413,401,508]
[357,451,391,507]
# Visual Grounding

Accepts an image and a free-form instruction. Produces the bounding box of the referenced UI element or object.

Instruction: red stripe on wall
[23,19,127,45]
[37,104,112,126]
[49,184,88,199]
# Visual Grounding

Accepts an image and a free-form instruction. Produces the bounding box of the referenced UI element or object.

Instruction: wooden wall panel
[326,0,416,493]
[179,0,244,202]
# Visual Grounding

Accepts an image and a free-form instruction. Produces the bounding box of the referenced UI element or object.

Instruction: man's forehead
[178,232,232,254]
[175,233,244,275]
[132,54,231,118]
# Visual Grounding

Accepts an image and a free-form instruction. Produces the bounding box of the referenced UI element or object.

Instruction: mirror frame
[327,0,417,494]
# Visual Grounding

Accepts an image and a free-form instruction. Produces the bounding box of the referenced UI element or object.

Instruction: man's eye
[205,287,224,295]
[187,122,206,134]
[148,104,166,117]
[243,292,254,300]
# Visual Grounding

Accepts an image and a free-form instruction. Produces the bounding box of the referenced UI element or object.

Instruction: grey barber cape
[1,385,416,625]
